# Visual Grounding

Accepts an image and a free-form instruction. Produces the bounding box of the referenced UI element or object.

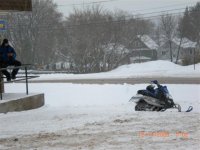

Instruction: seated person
[0,39,21,81]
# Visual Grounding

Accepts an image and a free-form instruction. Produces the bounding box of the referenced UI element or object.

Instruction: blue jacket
[0,45,16,62]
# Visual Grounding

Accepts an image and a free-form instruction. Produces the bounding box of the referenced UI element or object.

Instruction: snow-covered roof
[159,35,197,49]
[172,37,197,48]
[137,35,159,50]
[103,43,129,54]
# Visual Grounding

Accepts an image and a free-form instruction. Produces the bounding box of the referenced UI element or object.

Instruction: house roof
[137,35,159,50]
[103,43,130,54]
[172,37,197,48]
[159,35,197,49]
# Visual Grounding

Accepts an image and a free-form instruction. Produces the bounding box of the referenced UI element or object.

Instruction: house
[158,37,197,63]
[127,35,158,63]
[102,43,130,66]
[103,43,129,55]
[42,61,75,72]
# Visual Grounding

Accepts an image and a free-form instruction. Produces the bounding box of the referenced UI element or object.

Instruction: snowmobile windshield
[162,86,169,95]
[154,85,169,97]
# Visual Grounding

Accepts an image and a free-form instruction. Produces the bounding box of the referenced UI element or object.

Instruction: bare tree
[63,6,154,73]
[160,14,177,62]
[175,16,185,64]
[6,0,63,65]
[64,5,117,72]
[4,2,155,72]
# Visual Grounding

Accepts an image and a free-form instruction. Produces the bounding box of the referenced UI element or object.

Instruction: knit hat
[3,39,8,44]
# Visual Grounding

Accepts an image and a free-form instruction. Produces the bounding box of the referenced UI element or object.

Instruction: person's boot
[6,74,11,81]
[11,75,16,80]
[11,73,16,80]
[2,70,11,82]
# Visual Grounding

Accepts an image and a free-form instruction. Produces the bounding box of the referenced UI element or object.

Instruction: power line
[130,2,198,13]
[54,0,197,9]
[6,5,200,30]
[55,0,119,7]
[7,0,198,17]
[54,0,199,16]
[7,11,198,30]
[56,1,198,19]
[63,10,200,29]
[131,7,189,17]
[63,7,193,23]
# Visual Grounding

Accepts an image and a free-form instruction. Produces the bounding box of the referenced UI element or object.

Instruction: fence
[0,64,39,100]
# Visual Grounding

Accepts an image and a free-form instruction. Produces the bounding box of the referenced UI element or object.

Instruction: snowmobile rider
[0,39,21,81]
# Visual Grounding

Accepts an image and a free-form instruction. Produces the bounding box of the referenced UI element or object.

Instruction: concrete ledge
[0,93,45,113]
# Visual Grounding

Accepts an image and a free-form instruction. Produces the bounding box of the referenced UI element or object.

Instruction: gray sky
[53,0,199,17]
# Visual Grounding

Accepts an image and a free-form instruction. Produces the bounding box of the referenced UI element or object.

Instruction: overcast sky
[53,0,199,17]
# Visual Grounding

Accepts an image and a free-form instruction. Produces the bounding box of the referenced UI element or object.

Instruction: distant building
[158,37,197,63]
[103,43,129,55]
[42,61,75,72]
[102,43,130,67]
[126,35,158,63]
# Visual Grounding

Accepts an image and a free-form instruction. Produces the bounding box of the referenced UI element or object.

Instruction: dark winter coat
[0,45,16,63]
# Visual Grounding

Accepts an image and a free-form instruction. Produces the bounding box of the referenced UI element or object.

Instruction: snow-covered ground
[0,61,199,149]
[33,60,200,80]
[0,83,200,149]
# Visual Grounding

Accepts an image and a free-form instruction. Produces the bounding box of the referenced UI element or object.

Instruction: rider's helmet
[146,85,155,93]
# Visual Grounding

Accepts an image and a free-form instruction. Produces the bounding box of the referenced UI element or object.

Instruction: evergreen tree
[179,2,200,44]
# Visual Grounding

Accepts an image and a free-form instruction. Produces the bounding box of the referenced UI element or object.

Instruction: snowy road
[29,77,200,84]
[0,108,199,150]
[28,60,200,84]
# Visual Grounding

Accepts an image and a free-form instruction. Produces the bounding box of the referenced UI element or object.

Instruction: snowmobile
[129,80,193,112]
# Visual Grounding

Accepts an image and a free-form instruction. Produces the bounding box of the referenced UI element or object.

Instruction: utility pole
[193,48,196,70]
[0,16,6,94]
[82,0,85,10]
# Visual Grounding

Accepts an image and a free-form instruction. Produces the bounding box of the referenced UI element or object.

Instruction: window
[190,49,193,55]
[162,51,166,55]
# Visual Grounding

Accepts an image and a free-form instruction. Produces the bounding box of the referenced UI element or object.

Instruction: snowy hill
[110,60,200,77]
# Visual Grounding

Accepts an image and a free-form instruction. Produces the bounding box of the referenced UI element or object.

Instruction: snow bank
[0,83,199,149]
[32,60,200,80]
[4,83,200,111]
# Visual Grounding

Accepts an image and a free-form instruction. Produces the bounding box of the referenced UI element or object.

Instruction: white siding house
[127,35,158,63]
[158,37,197,62]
